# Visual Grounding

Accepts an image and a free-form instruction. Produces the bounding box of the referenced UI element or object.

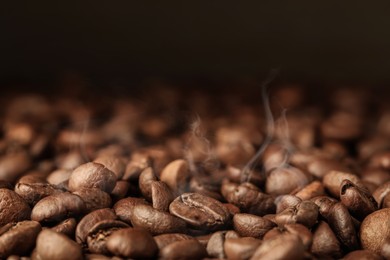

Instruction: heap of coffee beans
[0,85,390,259]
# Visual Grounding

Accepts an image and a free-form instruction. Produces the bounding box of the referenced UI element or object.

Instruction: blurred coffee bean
[46,169,72,185]
[311,196,337,217]
[224,237,262,260]
[160,159,190,195]
[14,182,63,206]
[154,233,195,250]
[344,250,384,260]
[284,223,312,249]
[306,157,349,179]
[123,152,152,181]
[266,167,310,196]
[51,218,77,237]
[361,169,390,187]
[373,181,390,208]
[159,239,207,260]
[368,151,390,170]
[151,181,174,211]
[0,189,31,226]
[323,170,366,198]
[206,231,227,259]
[138,167,158,201]
[274,201,318,228]
[275,195,302,214]
[93,155,125,179]
[233,213,276,238]
[360,208,390,253]
[381,238,390,259]
[0,152,31,183]
[294,181,325,200]
[310,221,342,258]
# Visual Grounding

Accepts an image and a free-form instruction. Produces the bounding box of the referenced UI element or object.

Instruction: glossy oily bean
[310,221,342,258]
[0,189,31,226]
[113,197,148,224]
[154,233,195,250]
[51,218,77,237]
[233,213,276,238]
[73,188,112,213]
[159,239,207,260]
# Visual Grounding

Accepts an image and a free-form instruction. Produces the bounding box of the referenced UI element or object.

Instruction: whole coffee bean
[274,201,318,228]
[0,189,31,226]
[224,237,262,260]
[340,179,378,220]
[189,176,224,201]
[327,202,358,250]
[130,204,186,235]
[266,167,310,196]
[123,152,152,181]
[160,159,190,195]
[233,213,276,238]
[360,208,390,253]
[110,180,130,201]
[68,162,117,193]
[207,231,227,259]
[224,203,241,216]
[294,181,325,200]
[284,223,312,249]
[73,188,112,213]
[263,227,282,241]
[373,181,390,208]
[310,221,342,258]
[368,151,390,170]
[275,195,302,213]
[0,221,41,258]
[94,155,125,179]
[0,152,31,183]
[87,220,130,254]
[14,182,63,206]
[159,239,207,260]
[226,165,264,186]
[113,197,148,224]
[17,171,47,184]
[169,193,230,230]
[56,151,86,171]
[306,157,349,179]
[46,169,72,185]
[36,229,83,260]
[344,250,383,260]
[152,180,174,211]
[31,192,85,223]
[139,167,158,201]
[222,182,275,216]
[250,234,305,260]
[311,196,337,217]
[51,218,77,237]
[154,233,195,250]
[323,170,366,198]
[106,228,158,258]
[361,169,390,186]
[76,208,117,244]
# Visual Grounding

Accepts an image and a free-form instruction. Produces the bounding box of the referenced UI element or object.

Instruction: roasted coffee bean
[361,169,390,186]
[284,223,312,249]
[344,250,384,260]
[294,181,325,200]
[0,180,13,190]
[311,196,338,217]
[138,167,158,201]
[360,208,390,253]
[310,221,342,258]
[93,156,125,179]
[265,167,310,195]
[189,176,224,201]
[327,202,358,250]
[0,189,31,226]
[381,238,390,259]
[340,179,378,220]
[151,180,174,211]
[14,182,63,205]
[154,233,195,250]
[222,182,275,216]
[373,181,390,208]
[250,234,305,260]
[0,221,41,258]
[110,180,130,201]
[263,227,282,240]
[368,151,390,170]
[86,220,129,254]
[224,237,262,260]
[323,170,366,198]
[0,152,31,183]
[17,171,47,184]
[51,218,77,237]
[383,193,390,208]
[233,213,276,238]
[206,231,227,259]
[274,201,318,228]
[159,239,207,260]
[306,157,349,179]
[106,228,158,258]
[46,169,72,185]
[75,208,117,244]
[31,192,85,223]
[130,204,186,234]
[169,193,230,230]
[113,197,148,224]
[224,203,241,216]
[73,188,112,213]
[123,152,152,181]
[226,165,264,186]
[36,229,83,260]
[160,159,190,195]
[68,162,117,193]
[275,195,302,214]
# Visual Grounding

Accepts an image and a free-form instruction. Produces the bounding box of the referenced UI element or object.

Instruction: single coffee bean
[0,189,31,226]
[250,234,305,260]
[274,201,318,228]
[323,170,366,198]
[73,188,112,213]
[361,169,390,186]
[130,204,186,235]
[263,227,282,241]
[14,182,63,206]
[226,165,264,186]
[284,223,312,249]
[31,192,85,223]
[340,179,378,220]
[110,180,130,201]
[360,208,390,253]
[159,239,208,260]
[327,202,358,250]
[154,233,195,250]
[51,218,77,237]
[310,221,342,258]
[189,176,224,201]
[68,162,117,193]
[160,159,190,195]
[233,213,276,238]
[206,231,227,259]
[151,180,174,211]
[0,221,41,258]
[373,181,390,208]
[224,237,262,260]
[265,167,310,195]
[75,208,117,244]
[368,151,390,170]
[94,155,125,179]
[46,169,72,186]
[113,197,148,224]
[306,157,349,179]
[123,152,152,181]
[224,203,241,216]
[311,196,338,218]
[17,171,47,184]
[0,152,31,183]
[275,195,302,214]
[169,193,230,230]
[294,181,325,200]
[36,229,83,260]
[344,250,383,260]
[139,167,158,201]
[55,151,86,171]
[106,228,158,258]
[86,220,130,254]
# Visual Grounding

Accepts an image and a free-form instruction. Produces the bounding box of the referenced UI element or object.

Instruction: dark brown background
[1,1,390,87]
